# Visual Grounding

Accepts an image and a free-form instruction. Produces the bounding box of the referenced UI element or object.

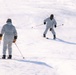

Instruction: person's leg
[8,42,12,59]
[2,41,7,59]
[51,29,56,39]
[43,27,49,37]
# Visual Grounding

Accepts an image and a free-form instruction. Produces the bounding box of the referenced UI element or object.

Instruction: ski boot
[53,35,56,40]
[2,55,6,59]
[8,55,12,59]
[43,34,46,38]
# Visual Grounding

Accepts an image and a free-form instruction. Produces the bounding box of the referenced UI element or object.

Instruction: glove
[0,37,2,40]
[13,36,17,43]
[13,39,16,43]
[49,28,52,31]
[54,25,57,28]
[0,34,2,40]
[44,22,46,24]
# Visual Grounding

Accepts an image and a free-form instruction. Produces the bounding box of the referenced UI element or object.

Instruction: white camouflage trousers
[43,27,56,36]
[3,40,12,55]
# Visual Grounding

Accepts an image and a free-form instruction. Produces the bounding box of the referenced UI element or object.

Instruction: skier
[43,14,57,39]
[0,18,17,59]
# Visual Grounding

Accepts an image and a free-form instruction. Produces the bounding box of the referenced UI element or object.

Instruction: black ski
[46,37,56,40]
[46,37,49,39]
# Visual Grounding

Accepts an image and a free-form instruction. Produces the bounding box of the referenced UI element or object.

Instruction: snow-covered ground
[0,0,76,75]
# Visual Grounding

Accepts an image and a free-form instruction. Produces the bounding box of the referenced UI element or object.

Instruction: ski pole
[32,24,43,28]
[15,43,25,59]
[57,24,64,27]
[36,24,43,27]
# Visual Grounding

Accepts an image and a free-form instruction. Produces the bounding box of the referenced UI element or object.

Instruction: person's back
[3,24,15,35]
[2,23,17,42]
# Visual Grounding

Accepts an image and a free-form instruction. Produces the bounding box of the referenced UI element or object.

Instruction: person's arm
[54,19,57,28]
[0,25,5,40]
[44,18,48,25]
[13,26,18,43]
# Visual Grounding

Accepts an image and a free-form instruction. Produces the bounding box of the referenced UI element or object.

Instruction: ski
[45,37,56,40]
[46,37,49,39]
[45,37,52,39]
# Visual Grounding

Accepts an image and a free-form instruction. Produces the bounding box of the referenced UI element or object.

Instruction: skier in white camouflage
[43,14,57,39]
[0,18,17,59]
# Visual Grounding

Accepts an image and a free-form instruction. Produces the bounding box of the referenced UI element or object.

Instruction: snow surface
[0,0,76,75]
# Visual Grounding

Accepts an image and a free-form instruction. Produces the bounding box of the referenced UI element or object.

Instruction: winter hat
[50,14,54,20]
[6,18,12,23]
[50,14,54,18]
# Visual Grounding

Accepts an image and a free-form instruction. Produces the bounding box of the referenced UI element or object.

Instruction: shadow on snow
[47,38,76,45]
[57,38,76,45]
[15,59,53,68]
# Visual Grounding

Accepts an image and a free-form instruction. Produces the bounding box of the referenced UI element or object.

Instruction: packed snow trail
[0,0,76,75]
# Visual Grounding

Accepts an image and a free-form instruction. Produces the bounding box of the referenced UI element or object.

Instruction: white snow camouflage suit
[1,23,17,55]
[43,17,57,36]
